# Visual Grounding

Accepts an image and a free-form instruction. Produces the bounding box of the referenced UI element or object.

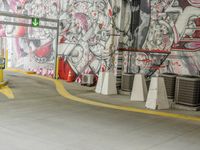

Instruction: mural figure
[0,0,59,77]
[58,0,113,82]
[142,0,200,75]
[1,0,200,80]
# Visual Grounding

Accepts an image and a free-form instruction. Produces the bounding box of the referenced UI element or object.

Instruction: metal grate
[160,73,177,99]
[121,73,135,92]
[175,75,200,106]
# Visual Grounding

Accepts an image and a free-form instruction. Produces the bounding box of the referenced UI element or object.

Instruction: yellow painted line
[6,68,36,75]
[0,81,8,88]
[6,68,24,73]
[0,86,14,99]
[6,68,200,122]
[53,80,200,122]
[26,71,36,75]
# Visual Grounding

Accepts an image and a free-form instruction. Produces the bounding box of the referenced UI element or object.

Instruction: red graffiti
[137,58,153,63]
[34,42,52,58]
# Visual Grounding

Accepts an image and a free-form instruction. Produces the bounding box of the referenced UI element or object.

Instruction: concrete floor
[0,71,200,150]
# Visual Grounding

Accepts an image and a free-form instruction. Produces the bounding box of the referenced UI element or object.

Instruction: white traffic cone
[131,74,147,101]
[145,77,170,110]
[101,70,117,95]
[95,71,105,94]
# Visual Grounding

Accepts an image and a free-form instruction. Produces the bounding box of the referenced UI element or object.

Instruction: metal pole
[54,19,60,79]
[0,39,4,82]
[0,21,57,30]
[0,69,3,82]
[0,11,58,22]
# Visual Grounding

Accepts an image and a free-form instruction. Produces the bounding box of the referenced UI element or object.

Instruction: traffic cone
[66,69,75,82]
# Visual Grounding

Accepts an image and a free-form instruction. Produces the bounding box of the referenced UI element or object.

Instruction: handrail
[117,48,171,54]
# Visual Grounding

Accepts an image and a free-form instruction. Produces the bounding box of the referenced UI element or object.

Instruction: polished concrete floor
[0,71,200,150]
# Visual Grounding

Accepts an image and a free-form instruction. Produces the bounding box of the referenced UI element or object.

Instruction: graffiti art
[58,0,114,82]
[143,0,200,75]
[0,0,59,77]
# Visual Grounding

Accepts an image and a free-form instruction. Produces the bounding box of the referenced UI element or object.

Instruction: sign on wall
[32,18,40,27]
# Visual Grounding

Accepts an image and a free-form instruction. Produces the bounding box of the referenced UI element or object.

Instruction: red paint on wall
[58,57,76,82]
[34,42,52,58]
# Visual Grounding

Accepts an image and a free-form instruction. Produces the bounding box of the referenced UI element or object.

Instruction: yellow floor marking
[26,71,36,75]
[6,68,200,122]
[6,68,25,73]
[0,86,14,99]
[54,80,200,122]
[0,81,8,88]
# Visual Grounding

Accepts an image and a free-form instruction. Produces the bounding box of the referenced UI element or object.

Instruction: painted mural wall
[119,0,200,75]
[0,0,59,77]
[114,0,200,77]
[1,0,200,81]
[143,0,200,75]
[0,0,117,81]
[110,0,153,87]
[58,0,118,82]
